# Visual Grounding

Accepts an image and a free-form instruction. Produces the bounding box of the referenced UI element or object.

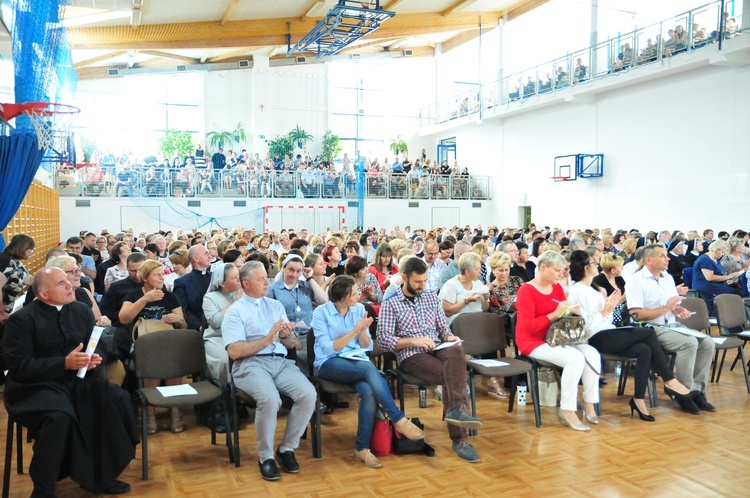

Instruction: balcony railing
[53,166,492,201]
[420,0,743,128]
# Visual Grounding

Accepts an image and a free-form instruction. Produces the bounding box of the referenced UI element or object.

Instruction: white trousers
[529,343,601,411]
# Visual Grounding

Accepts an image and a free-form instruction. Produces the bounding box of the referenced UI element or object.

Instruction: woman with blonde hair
[439,252,489,327]
[471,242,490,284]
[119,260,187,434]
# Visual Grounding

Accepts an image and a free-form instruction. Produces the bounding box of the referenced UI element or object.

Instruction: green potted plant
[206,122,246,149]
[320,130,343,163]
[266,134,294,159]
[288,125,314,149]
[159,129,194,158]
[389,135,408,156]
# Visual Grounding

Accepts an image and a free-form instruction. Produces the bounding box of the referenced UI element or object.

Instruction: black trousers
[588,327,675,399]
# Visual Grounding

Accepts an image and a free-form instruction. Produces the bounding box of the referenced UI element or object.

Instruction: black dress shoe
[102,480,131,495]
[675,395,702,415]
[276,448,300,473]
[693,392,717,412]
[259,459,281,481]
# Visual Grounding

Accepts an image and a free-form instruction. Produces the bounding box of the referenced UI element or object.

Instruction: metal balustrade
[53,166,492,201]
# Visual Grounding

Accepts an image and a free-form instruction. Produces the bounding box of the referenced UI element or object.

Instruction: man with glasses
[173,244,213,331]
[66,236,97,280]
[496,240,530,282]
[100,252,147,358]
[423,241,446,293]
[206,241,219,264]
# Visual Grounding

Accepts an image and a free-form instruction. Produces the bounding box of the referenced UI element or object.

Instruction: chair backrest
[714,294,749,331]
[135,329,206,380]
[683,267,694,288]
[450,312,505,357]
[677,297,711,332]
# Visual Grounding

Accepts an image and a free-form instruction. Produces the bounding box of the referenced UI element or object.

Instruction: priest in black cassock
[3,267,138,497]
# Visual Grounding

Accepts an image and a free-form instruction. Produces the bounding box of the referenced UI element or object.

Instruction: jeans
[318,357,404,451]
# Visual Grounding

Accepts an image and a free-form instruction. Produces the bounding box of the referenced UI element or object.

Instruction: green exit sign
[258,135,266,139]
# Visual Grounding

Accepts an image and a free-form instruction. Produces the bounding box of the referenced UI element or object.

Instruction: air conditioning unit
[351,53,361,59]
[176,65,188,72]
[296,56,307,64]
[132,0,144,7]
[238,60,250,68]
[107,68,120,77]
[403,49,414,57]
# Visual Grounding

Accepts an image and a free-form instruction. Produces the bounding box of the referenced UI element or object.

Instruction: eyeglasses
[65,267,82,276]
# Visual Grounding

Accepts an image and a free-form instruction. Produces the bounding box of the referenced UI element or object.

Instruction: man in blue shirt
[222,261,316,481]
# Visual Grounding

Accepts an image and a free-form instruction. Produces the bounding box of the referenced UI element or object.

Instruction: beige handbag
[133,317,173,341]
[537,367,559,407]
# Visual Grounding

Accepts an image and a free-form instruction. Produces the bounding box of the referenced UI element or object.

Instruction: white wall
[59,197,490,236]
[424,62,750,231]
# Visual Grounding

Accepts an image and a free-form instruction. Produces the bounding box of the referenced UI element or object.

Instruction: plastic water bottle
[517,381,527,406]
[614,361,622,379]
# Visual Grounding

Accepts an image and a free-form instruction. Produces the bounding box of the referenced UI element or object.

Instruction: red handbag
[370,409,393,456]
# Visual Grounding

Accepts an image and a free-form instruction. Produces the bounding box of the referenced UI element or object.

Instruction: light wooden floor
[3,350,750,498]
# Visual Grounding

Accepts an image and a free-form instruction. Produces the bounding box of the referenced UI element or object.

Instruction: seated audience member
[119,260,188,434]
[720,237,750,292]
[202,262,242,386]
[685,237,706,267]
[437,240,454,265]
[267,254,328,373]
[496,240,530,282]
[4,268,138,496]
[103,241,132,291]
[515,251,600,431]
[46,255,111,327]
[667,236,690,286]
[592,253,627,326]
[312,276,424,469]
[621,246,645,282]
[567,250,695,421]
[377,258,483,463]
[173,245,213,331]
[368,242,399,292]
[438,240,471,289]
[165,249,190,291]
[222,261,316,481]
[344,255,382,313]
[439,252,488,327]
[573,58,587,83]
[692,240,741,298]
[422,240,447,293]
[625,244,716,414]
[321,244,345,277]
[305,253,331,292]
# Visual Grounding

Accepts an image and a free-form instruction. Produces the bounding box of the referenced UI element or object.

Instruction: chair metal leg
[507,375,517,413]
[468,372,477,437]
[711,350,719,383]
[397,376,405,413]
[715,350,728,383]
[3,418,14,498]
[313,390,322,459]
[231,388,240,467]
[222,393,234,464]
[529,369,542,427]
[141,401,149,480]
[739,346,750,394]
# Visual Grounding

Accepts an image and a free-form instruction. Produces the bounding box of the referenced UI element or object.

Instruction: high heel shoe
[146,412,158,435]
[557,409,591,432]
[582,412,599,424]
[629,398,656,422]
[170,408,185,434]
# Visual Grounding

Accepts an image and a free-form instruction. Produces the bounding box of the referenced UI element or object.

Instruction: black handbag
[392,417,426,455]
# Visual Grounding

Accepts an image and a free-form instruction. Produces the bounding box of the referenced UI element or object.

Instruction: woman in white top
[439,252,488,327]
[104,241,131,291]
[566,250,696,422]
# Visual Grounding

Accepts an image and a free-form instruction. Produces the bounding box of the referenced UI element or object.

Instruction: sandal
[146,412,158,435]
[170,408,185,434]
[487,378,510,400]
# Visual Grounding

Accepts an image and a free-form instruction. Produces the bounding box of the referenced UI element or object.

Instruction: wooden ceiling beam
[73,50,126,69]
[415,36,436,48]
[441,0,478,17]
[220,0,240,26]
[139,50,199,64]
[67,11,503,50]
[207,47,254,63]
[338,35,402,54]
[383,0,403,10]
[442,26,495,53]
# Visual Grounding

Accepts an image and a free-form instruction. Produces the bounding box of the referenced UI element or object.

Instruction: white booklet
[340,348,370,361]
[434,339,464,351]
[156,384,198,397]
[666,324,707,339]
[470,359,510,367]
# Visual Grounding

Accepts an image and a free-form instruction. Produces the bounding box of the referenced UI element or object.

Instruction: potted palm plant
[206,122,246,149]
[288,125,314,149]
[389,135,408,156]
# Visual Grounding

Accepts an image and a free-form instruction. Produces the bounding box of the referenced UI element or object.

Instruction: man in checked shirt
[377,258,483,463]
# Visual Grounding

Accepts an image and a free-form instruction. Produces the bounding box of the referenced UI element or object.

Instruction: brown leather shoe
[354,449,382,468]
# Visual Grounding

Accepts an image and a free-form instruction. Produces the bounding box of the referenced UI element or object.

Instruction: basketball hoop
[551,176,570,182]
[0,102,80,150]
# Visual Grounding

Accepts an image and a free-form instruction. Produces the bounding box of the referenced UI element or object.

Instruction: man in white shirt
[423,241,446,293]
[222,261,316,481]
[625,244,716,414]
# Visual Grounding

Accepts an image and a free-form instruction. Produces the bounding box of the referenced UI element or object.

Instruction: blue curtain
[0,133,46,250]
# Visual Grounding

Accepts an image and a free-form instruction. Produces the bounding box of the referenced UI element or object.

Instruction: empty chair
[712,295,750,392]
